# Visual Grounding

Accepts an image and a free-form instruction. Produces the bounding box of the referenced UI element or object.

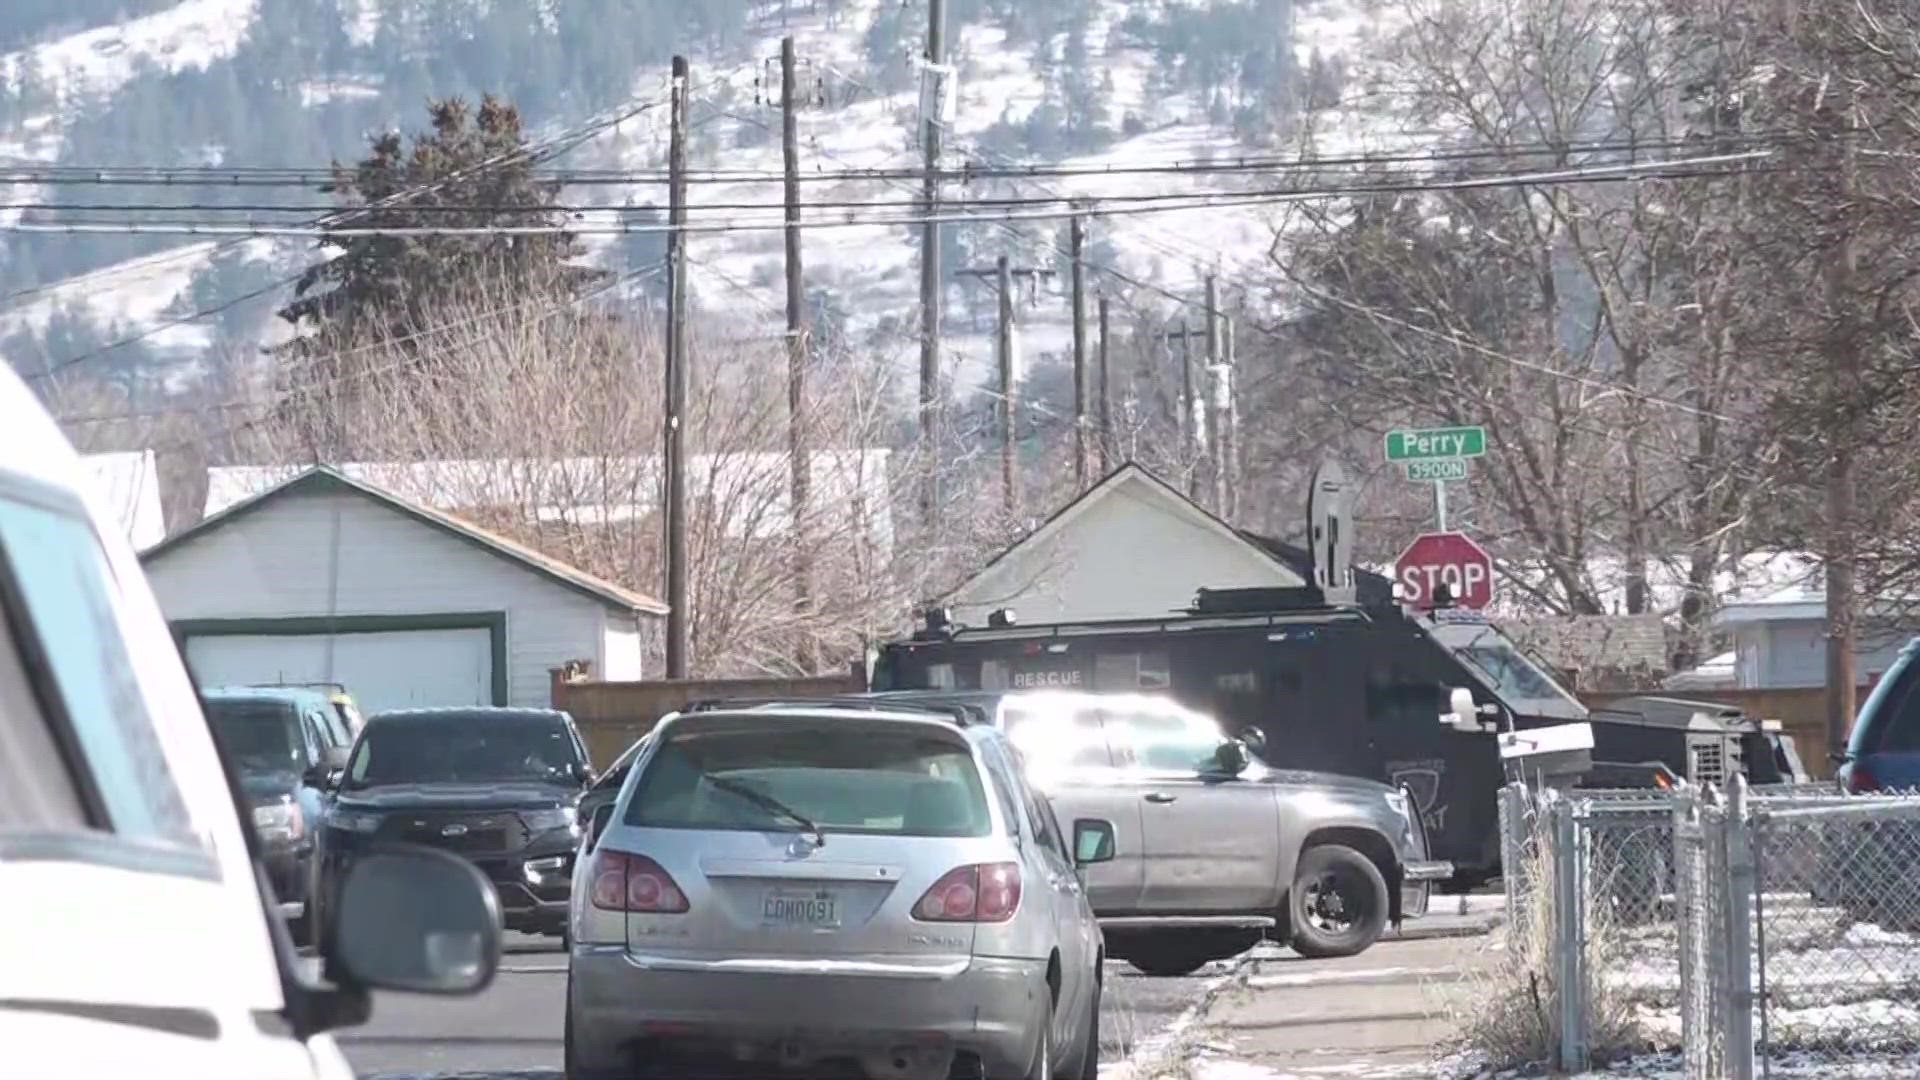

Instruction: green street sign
[1385,426,1487,462]
[1405,458,1469,482]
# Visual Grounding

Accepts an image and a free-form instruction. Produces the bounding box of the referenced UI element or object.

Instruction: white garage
[143,466,667,713]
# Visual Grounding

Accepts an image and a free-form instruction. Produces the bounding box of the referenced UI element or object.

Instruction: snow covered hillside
[0,0,1413,394]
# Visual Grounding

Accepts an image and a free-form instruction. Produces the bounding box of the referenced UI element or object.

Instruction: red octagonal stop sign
[1395,531,1494,610]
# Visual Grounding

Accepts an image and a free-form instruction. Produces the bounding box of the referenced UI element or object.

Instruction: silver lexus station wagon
[565,701,1109,1080]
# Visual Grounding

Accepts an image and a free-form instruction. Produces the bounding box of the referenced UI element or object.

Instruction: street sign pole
[1435,480,1448,532]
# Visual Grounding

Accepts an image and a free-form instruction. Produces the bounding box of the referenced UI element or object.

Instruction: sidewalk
[1174,932,1498,1079]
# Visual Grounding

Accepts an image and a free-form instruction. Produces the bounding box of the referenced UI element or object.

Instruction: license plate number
[762,889,839,928]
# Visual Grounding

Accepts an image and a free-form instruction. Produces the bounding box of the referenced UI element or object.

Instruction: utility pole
[663,55,691,678]
[1825,93,1862,757]
[916,0,948,521]
[780,36,815,674]
[1097,295,1113,474]
[1070,215,1090,489]
[1216,314,1236,518]
[960,258,1054,516]
[997,255,1016,514]
[1158,321,1206,486]
[1202,274,1222,512]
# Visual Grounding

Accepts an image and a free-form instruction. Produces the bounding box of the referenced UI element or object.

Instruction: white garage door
[185,628,493,714]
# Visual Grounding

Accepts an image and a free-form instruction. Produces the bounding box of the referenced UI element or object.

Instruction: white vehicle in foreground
[0,364,502,1077]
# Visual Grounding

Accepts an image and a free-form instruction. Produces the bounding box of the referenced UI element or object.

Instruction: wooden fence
[553,669,866,766]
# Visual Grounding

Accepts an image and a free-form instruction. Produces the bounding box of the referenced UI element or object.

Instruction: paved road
[341,907,1500,1079]
[339,934,1232,1079]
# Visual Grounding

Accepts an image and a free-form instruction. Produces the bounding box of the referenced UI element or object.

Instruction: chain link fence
[1496,779,1920,1078]
[1750,797,1920,1061]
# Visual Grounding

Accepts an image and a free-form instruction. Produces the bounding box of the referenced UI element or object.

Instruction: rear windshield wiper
[703,774,825,847]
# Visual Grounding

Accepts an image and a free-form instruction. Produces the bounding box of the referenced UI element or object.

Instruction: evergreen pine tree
[280,96,605,349]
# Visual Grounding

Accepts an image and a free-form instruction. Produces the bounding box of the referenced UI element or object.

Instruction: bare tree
[233,274,1015,678]
[1264,0,1774,651]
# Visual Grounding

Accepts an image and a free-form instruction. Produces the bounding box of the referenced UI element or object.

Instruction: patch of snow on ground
[0,242,219,336]
[1554,1050,1920,1079]
[298,76,384,108]
[1187,1054,1431,1079]
[0,236,286,354]
[1247,965,1456,990]
[341,0,382,47]
[0,0,259,105]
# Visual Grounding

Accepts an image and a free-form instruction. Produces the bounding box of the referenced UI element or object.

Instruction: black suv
[202,686,353,942]
[316,707,596,940]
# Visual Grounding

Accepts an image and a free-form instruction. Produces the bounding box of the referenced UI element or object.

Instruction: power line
[0,156,1789,217]
[0,61,754,314]
[27,271,303,383]
[789,65,1758,472]
[737,68,1729,442]
[0,132,1821,188]
[10,62,761,373]
[1286,280,1738,422]
[0,152,1780,240]
[933,136,1740,454]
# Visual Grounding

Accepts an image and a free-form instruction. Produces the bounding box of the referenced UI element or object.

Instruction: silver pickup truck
[870,689,1452,975]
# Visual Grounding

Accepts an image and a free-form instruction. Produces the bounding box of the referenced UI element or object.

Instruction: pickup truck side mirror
[573,761,597,786]
[1072,819,1115,867]
[1210,740,1250,776]
[309,746,350,789]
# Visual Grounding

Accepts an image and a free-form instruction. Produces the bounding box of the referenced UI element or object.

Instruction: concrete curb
[1103,951,1263,1079]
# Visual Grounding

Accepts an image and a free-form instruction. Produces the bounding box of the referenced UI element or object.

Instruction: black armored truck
[874,579,1805,889]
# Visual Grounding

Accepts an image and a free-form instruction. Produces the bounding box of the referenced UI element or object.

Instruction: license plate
[762,888,840,928]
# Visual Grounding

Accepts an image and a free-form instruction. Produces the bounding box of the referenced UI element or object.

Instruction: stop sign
[1395,531,1494,610]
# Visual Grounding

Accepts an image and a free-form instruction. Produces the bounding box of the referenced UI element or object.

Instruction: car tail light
[589,850,689,913]
[913,863,1021,922]
[1845,763,1880,794]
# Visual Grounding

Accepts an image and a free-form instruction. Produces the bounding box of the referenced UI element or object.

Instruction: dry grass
[1438,825,1648,1071]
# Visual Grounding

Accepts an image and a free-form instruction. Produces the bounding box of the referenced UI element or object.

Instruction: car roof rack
[679,696,984,727]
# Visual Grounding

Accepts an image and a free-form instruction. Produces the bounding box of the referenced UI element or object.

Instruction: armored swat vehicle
[874,578,1803,888]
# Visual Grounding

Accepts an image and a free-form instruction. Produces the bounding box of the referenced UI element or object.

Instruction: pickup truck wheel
[1289,844,1389,959]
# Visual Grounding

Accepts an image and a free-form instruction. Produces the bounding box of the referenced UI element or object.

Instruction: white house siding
[145,489,618,708]
[950,473,1303,626]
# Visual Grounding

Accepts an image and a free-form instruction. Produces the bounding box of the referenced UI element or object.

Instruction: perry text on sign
[1384,426,1487,462]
